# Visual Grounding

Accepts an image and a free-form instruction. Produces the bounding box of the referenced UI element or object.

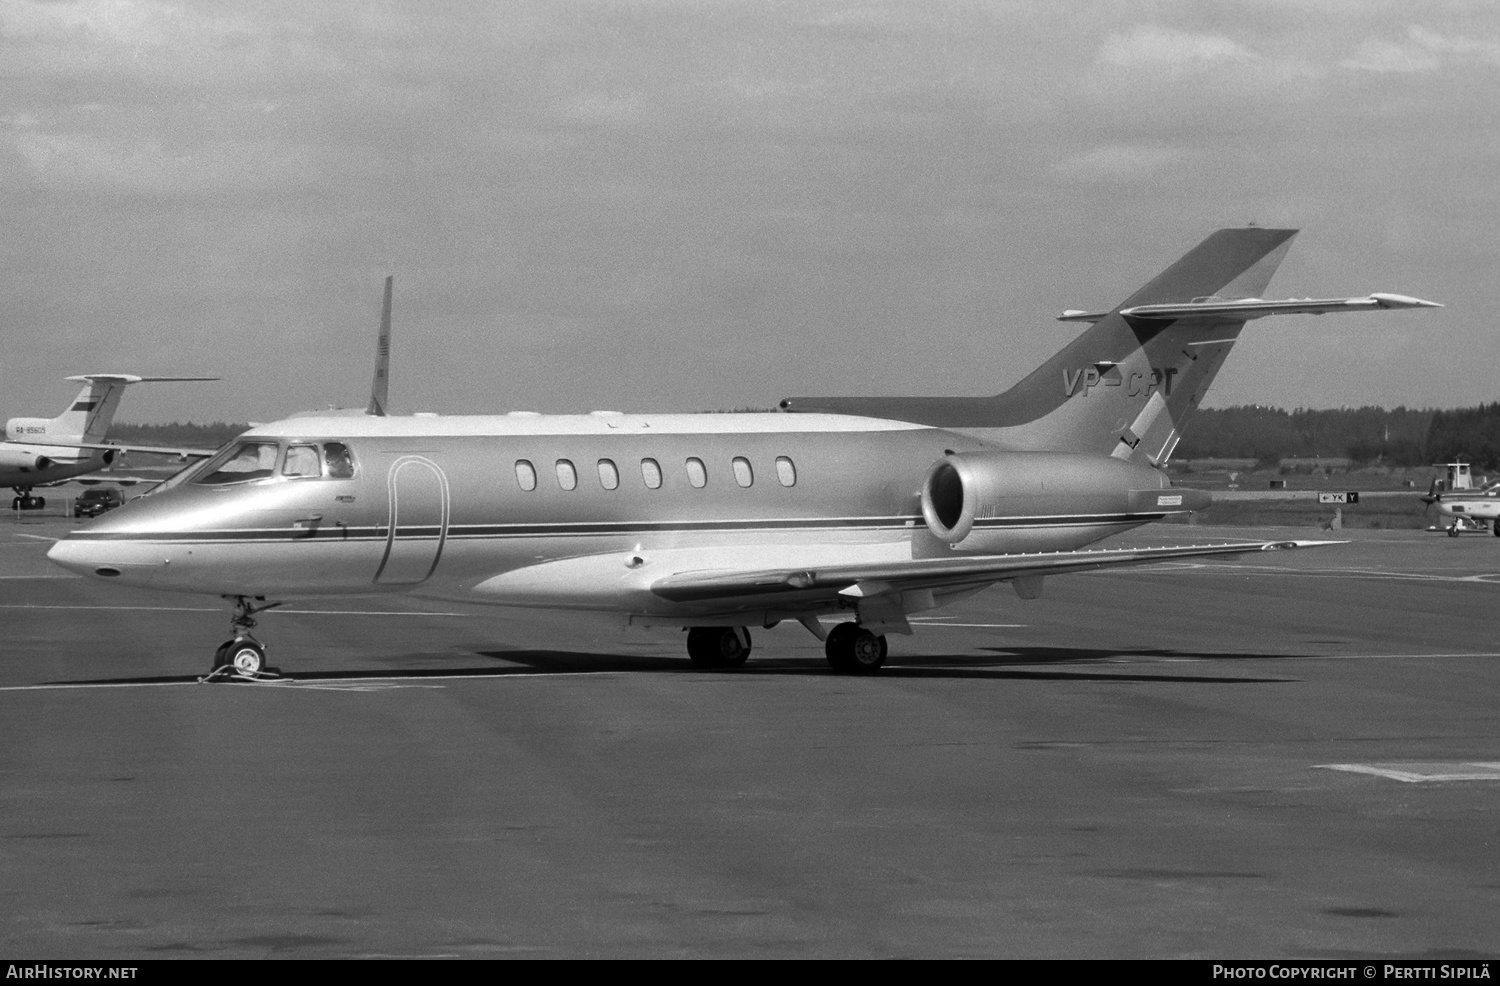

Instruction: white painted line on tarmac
[0,603,218,612]
[0,604,466,616]
[1317,762,1500,783]
[912,622,1029,628]
[0,574,76,579]
[0,670,630,693]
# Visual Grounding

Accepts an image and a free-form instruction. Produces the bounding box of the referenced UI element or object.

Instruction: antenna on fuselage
[366,274,393,417]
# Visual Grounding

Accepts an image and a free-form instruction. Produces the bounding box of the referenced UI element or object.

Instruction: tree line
[110,404,1500,470]
[1174,404,1500,469]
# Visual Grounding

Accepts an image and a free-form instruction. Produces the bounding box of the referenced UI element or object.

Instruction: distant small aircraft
[1422,462,1500,537]
[3,374,218,509]
[47,230,1442,676]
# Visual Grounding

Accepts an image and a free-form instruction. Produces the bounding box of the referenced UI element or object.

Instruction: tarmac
[2,510,1498,958]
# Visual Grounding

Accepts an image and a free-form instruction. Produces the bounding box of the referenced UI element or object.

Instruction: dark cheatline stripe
[61,512,1158,546]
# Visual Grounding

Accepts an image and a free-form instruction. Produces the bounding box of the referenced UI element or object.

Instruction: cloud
[1053,144,1199,183]
[1097,25,1258,78]
[1341,25,1500,73]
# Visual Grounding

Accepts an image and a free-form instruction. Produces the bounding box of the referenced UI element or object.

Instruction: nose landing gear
[207,595,282,679]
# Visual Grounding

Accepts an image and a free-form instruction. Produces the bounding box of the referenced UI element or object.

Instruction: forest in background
[111,403,1500,470]
[1173,404,1500,469]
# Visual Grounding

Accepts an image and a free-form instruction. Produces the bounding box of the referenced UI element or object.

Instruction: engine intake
[920,451,1208,548]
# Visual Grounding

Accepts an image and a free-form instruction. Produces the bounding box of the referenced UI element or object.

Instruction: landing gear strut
[686,626,751,669]
[211,595,282,676]
[824,622,887,674]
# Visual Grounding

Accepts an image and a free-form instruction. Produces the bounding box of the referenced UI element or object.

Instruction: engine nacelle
[919,451,1209,551]
[0,446,54,472]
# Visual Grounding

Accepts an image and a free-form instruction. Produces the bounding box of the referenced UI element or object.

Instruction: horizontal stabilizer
[1058,293,1442,323]
[650,538,1340,604]
[63,375,220,383]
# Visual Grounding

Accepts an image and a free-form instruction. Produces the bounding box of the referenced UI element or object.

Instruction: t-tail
[4,374,218,445]
[780,228,1440,462]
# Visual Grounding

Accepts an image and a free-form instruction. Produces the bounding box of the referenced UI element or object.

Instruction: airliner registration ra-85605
[48,229,1441,676]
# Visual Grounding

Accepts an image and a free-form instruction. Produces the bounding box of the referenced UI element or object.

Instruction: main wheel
[225,639,266,675]
[1492,520,1499,538]
[211,640,234,672]
[686,626,751,668]
[825,622,887,674]
[1448,524,1461,538]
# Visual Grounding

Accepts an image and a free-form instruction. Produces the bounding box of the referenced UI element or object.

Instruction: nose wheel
[207,595,282,678]
[213,637,267,674]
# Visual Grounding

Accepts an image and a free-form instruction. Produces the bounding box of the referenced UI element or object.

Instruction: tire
[226,639,266,675]
[211,640,234,671]
[1448,525,1461,538]
[825,622,886,674]
[686,626,751,668]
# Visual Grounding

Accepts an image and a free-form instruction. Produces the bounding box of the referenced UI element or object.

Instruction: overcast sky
[2,0,1494,425]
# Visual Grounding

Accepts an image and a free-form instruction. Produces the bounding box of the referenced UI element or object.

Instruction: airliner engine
[919,451,1209,551]
[0,447,54,472]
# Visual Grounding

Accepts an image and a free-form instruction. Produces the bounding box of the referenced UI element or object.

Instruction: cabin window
[597,458,619,490]
[732,456,753,488]
[282,445,321,479]
[515,460,537,491]
[556,459,577,491]
[324,443,355,479]
[685,457,707,489]
[641,458,662,489]
[776,456,796,487]
[195,441,281,485]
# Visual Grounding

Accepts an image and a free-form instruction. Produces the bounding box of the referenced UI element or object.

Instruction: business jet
[1423,462,1500,536]
[4,374,218,509]
[47,229,1441,676]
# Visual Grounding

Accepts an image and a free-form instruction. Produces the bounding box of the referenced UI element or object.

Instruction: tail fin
[366,275,393,417]
[780,228,1314,459]
[5,375,219,444]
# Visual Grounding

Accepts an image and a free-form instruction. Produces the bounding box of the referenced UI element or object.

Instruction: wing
[23,440,217,459]
[650,538,1338,604]
[1058,293,1442,323]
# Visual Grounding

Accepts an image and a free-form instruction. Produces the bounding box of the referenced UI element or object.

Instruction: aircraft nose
[47,536,162,584]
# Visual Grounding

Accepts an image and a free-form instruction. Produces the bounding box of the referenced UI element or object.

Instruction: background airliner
[47,229,1441,676]
[3,374,217,510]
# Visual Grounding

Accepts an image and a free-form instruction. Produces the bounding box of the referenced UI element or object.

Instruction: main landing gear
[686,626,752,669]
[208,595,282,678]
[10,492,45,510]
[681,622,890,674]
[824,622,887,674]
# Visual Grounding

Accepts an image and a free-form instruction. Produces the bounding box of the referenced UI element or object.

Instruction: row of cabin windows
[514,456,796,493]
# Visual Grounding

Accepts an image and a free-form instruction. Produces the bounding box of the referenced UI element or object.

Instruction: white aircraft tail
[5,375,219,444]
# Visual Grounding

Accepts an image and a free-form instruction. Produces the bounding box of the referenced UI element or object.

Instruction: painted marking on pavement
[1317,762,1500,783]
[0,604,466,616]
[0,670,629,693]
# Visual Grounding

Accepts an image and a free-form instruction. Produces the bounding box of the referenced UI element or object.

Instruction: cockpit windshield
[187,440,358,486]
[195,442,280,485]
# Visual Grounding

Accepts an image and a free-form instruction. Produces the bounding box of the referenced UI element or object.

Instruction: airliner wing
[24,440,217,458]
[650,539,1337,603]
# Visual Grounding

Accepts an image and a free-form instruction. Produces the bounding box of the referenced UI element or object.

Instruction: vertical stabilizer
[779,228,1300,457]
[367,275,393,417]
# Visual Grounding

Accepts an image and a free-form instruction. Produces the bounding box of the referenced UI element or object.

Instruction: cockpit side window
[282,445,321,479]
[195,441,281,485]
[324,442,355,479]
